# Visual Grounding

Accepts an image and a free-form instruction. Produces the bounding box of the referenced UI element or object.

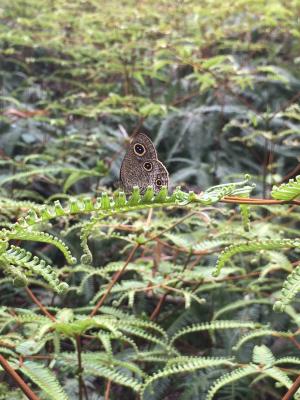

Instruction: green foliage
[274,263,300,312]
[170,320,261,346]
[21,361,69,400]
[207,345,300,400]
[214,239,300,275]
[271,175,300,200]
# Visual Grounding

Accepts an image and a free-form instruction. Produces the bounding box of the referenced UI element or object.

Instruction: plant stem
[0,354,40,400]
[150,292,168,321]
[104,380,112,400]
[76,335,84,400]
[90,243,140,317]
[25,287,56,321]
[221,196,300,205]
[282,375,300,400]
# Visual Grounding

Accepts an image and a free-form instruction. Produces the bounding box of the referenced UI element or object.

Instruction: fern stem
[145,211,197,244]
[75,335,86,400]
[150,292,168,321]
[25,287,56,321]
[104,379,112,400]
[289,336,300,351]
[222,196,300,205]
[282,374,300,400]
[0,354,41,400]
[90,243,140,317]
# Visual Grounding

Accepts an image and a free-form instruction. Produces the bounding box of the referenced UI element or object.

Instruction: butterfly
[120,133,169,194]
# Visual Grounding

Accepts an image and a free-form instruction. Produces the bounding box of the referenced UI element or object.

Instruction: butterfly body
[120,133,169,194]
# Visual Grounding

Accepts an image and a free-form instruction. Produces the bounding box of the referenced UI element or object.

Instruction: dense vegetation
[0,0,300,399]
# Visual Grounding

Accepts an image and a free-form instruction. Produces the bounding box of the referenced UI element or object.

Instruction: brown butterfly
[120,133,169,194]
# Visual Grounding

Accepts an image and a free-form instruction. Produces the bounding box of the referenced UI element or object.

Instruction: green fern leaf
[271,175,300,200]
[240,204,251,231]
[214,239,300,277]
[85,364,142,392]
[264,367,297,396]
[233,329,289,352]
[142,357,233,399]
[21,361,69,400]
[4,245,68,293]
[206,365,258,400]
[171,320,260,345]
[274,357,300,366]
[252,345,275,366]
[273,263,300,312]
[213,299,273,320]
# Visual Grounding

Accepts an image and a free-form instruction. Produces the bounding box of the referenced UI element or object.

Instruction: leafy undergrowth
[0,178,299,399]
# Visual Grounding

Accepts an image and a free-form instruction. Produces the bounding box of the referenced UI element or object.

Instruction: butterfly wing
[120,133,169,194]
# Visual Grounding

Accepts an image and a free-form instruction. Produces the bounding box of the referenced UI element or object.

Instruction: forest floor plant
[0,178,299,399]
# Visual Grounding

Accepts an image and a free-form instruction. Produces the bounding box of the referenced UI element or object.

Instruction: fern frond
[97,332,113,355]
[274,357,300,366]
[79,188,189,262]
[200,175,254,205]
[84,364,142,392]
[53,318,98,336]
[4,245,68,293]
[16,339,47,356]
[20,361,69,400]
[274,263,300,312]
[97,307,169,341]
[213,299,272,320]
[137,350,171,363]
[118,325,170,351]
[9,312,49,325]
[233,329,289,352]
[206,365,258,400]
[252,345,275,365]
[115,315,169,341]
[271,175,300,200]
[105,332,139,354]
[1,183,254,265]
[99,305,137,320]
[0,197,42,213]
[5,228,76,265]
[250,345,300,398]
[170,320,260,345]
[240,204,251,231]
[142,357,233,399]
[264,367,295,393]
[84,352,145,377]
[0,256,28,287]
[0,167,66,187]
[214,239,300,277]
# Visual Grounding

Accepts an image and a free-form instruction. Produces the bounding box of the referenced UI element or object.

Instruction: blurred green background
[1,0,299,198]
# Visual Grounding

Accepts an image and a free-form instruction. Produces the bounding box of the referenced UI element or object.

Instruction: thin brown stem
[25,287,56,321]
[104,380,112,400]
[282,375,300,400]
[145,211,197,244]
[0,354,41,400]
[281,163,300,183]
[76,335,84,400]
[221,197,300,206]
[150,292,168,321]
[90,244,140,317]
[288,336,300,351]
